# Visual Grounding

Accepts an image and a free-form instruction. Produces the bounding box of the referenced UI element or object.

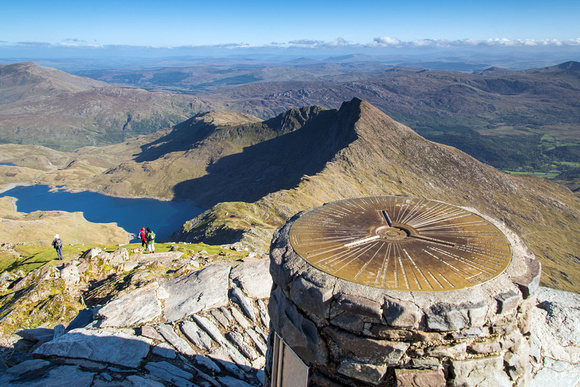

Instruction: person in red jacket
[139,227,147,248]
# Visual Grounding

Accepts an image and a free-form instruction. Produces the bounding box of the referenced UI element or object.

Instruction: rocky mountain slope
[0,62,209,150]
[0,98,578,293]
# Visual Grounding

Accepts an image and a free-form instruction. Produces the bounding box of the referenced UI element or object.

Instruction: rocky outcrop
[0,257,272,386]
[0,243,577,386]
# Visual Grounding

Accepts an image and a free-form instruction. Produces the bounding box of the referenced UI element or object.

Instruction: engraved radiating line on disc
[289,196,512,291]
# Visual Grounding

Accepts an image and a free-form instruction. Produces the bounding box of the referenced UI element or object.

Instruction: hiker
[139,227,147,248]
[52,234,63,260]
[145,227,155,253]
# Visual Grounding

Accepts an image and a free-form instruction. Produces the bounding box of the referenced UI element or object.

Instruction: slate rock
[180,320,213,351]
[96,282,161,327]
[529,287,580,364]
[33,328,151,368]
[145,361,194,387]
[395,368,446,387]
[231,286,256,322]
[156,323,196,356]
[230,259,273,299]
[126,374,166,387]
[1,364,95,387]
[159,264,231,322]
[451,356,511,387]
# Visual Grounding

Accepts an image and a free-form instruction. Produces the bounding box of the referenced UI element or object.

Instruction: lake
[0,185,205,242]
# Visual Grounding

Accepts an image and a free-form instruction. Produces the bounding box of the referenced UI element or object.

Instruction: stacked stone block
[267,210,541,386]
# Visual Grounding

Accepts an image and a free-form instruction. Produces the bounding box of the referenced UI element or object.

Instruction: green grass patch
[503,170,561,179]
[1,242,249,275]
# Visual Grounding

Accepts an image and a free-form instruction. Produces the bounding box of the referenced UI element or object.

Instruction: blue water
[0,185,205,242]
[0,163,17,166]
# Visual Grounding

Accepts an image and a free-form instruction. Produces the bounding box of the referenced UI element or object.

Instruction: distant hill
[0,62,210,150]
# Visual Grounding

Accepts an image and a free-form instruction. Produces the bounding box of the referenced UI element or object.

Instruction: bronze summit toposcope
[289,196,512,291]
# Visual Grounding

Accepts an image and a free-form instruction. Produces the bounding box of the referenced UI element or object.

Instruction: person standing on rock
[139,227,147,248]
[145,227,155,253]
[52,234,63,260]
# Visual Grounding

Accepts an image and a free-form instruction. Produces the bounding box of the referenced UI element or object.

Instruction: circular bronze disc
[289,196,512,291]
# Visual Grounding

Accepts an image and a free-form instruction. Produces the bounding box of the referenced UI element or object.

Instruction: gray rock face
[159,264,231,322]
[33,328,152,368]
[529,287,580,385]
[96,282,162,327]
[451,356,512,387]
[230,258,273,299]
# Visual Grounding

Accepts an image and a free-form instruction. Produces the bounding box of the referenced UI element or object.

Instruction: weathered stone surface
[332,293,382,323]
[529,287,580,364]
[512,258,541,299]
[96,282,161,327]
[145,361,194,387]
[426,342,467,359]
[257,299,270,327]
[33,328,151,368]
[231,286,256,322]
[159,264,230,322]
[337,357,387,384]
[230,306,251,329]
[192,315,228,346]
[180,320,213,351]
[383,297,422,328]
[217,376,255,387]
[140,325,164,341]
[325,327,409,365]
[210,309,230,328]
[60,264,80,287]
[156,324,196,356]
[126,375,165,387]
[451,356,511,387]
[291,276,333,322]
[3,359,50,375]
[531,358,580,387]
[15,327,54,343]
[426,302,487,331]
[1,364,95,386]
[495,290,522,314]
[192,354,221,373]
[227,331,258,361]
[395,368,446,387]
[269,286,329,365]
[230,258,272,299]
[152,342,177,359]
[246,328,267,356]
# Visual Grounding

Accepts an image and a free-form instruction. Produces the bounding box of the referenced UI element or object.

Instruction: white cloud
[372,36,401,46]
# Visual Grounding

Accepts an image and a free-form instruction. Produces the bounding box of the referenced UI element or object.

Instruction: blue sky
[1,0,579,48]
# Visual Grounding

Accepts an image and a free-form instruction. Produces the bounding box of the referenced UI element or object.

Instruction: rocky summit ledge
[0,247,578,386]
[0,255,272,387]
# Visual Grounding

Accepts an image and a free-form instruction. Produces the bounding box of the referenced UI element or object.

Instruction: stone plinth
[266,197,540,386]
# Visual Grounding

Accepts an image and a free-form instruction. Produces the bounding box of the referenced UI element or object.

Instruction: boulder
[96,282,162,327]
[33,328,152,368]
[159,264,230,322]
[230,259,272,299]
